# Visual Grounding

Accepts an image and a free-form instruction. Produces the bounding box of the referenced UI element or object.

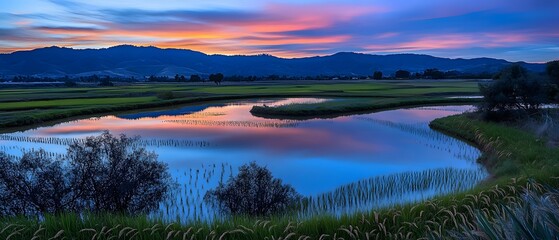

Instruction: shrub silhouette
[478,64,547,117]
[0,132,171,216]
[205,162,300,216]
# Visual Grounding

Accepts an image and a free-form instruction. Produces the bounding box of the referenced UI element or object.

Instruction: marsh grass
[451,181,559,239]
[519,109,559,147]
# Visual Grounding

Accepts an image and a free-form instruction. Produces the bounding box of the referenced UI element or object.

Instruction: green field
[0,80,480,130]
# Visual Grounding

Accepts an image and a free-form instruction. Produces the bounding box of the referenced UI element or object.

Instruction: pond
[0,98,486,222]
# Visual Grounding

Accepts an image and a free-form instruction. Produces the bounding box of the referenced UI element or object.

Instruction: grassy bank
[0,80,479,130]
[250,97,476,119]
[1,111,557,239]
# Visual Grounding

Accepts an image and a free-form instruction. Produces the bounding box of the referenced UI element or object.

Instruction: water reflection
[0,98,485,221]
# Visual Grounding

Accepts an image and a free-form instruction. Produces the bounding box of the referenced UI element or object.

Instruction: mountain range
[0,45,546,78]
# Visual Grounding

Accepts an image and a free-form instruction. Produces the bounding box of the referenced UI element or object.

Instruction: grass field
[0,80,480,130]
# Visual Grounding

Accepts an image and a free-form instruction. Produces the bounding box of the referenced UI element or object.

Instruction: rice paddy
[1,91,557,238]
[0,98,487,226]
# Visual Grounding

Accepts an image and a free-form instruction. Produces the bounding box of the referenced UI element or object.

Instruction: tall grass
[451,181,559,239]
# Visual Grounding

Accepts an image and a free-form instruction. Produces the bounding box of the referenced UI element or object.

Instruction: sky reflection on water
[0,99,484,221]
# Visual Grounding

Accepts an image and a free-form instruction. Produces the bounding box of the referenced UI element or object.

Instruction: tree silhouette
[209,73,224,85]
[0,132,171,216]
[373,71,383,80]
[190,74,202,82]
[478,64,547,116]
[205,162,300,216]
[394,70,411,79]
[547,60,559,85]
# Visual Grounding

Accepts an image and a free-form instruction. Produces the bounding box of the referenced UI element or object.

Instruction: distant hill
[0,45,546,78]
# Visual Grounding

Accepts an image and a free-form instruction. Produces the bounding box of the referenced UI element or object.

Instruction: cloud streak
[0,0,557,62]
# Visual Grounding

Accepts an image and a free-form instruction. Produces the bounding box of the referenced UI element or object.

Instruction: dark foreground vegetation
[0,132,171,216]
[205,162,301,216]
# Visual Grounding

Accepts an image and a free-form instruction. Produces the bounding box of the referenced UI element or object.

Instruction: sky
[1,0,558,62]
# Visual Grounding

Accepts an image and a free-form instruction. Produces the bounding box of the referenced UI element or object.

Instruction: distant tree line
[0,68,536,87]
[370,69,495,80]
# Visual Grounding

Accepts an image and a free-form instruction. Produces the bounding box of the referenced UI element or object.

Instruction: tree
[394,70,411,79]
[423,68,444,79]
[547,61,559,102]
[98,78,113,87]
[547,60,559,85]
[0,150,72,216]
[478,64,547,116]
[0,132,171,216]
[205,162,301,216]
[64,80,77,87]
[67,132,171,214]
[209,73,224,85]
[373,71,383,80]
[190,74,202,82]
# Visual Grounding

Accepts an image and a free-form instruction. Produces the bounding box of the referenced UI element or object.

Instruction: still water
[0,98,486,221]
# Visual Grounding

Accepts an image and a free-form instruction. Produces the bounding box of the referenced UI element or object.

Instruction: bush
[0,150,70,216]
[205,162,300,216]
[478,65,547,118]
[0,132,171,216]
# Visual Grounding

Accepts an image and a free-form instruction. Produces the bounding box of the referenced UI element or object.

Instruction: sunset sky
[1,0,558,62]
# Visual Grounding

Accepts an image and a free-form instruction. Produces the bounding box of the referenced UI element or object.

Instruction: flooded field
[0,98,486,222]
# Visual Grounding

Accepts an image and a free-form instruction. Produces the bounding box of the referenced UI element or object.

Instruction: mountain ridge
[0,45,545,77]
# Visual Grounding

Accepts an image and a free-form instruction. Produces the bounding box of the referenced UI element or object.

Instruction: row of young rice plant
[0,134,211,148]
[298,167,487,218]
[355,116,480,162]
[155,162,236,223]
[0,177,549,239]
